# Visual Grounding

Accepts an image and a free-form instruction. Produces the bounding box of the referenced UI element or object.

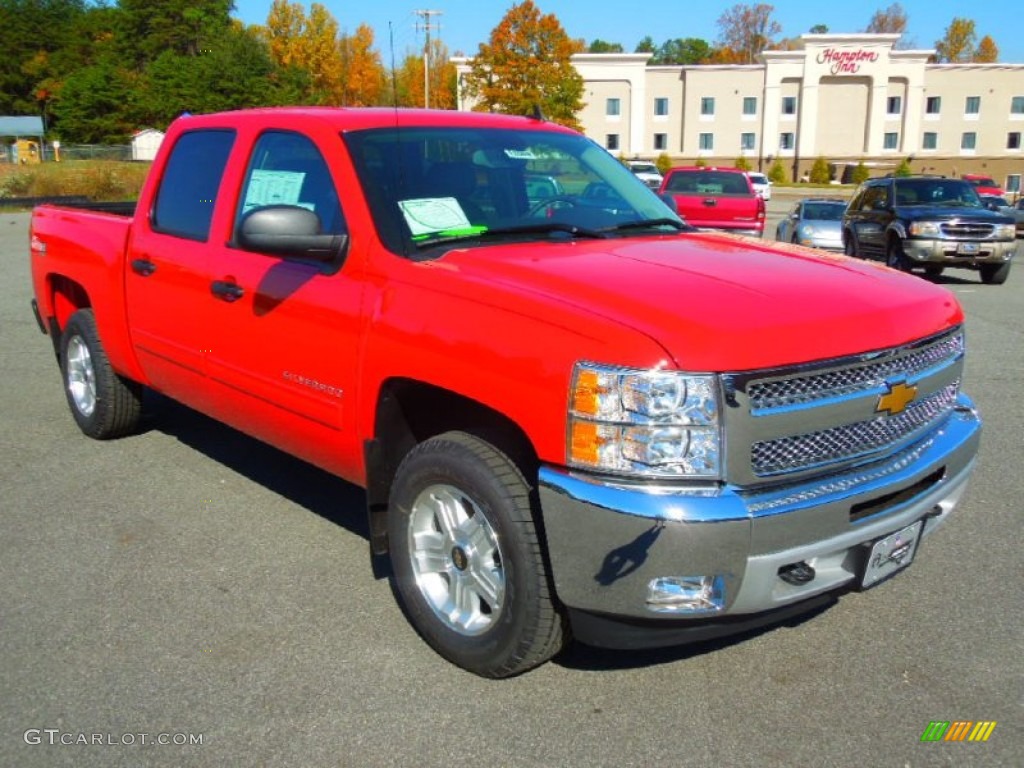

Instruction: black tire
[885,236,912,272]
[979,262,1011,285]
[923,265,945,278]
[387,431,565,677]
[60,309,142,439]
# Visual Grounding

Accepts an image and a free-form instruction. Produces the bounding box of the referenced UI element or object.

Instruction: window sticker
[504,149,538,161]
[243,169,306,213]
[399,197,472,235]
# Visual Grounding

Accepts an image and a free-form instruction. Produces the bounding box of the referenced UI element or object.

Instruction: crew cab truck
[842,175,1017,284]
[658,166,766,237]
[30,108,981,678]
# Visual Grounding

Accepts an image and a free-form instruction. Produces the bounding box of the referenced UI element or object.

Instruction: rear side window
[151,129,235,241]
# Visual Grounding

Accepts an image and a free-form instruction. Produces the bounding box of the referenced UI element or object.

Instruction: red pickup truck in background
[29,107,980,677]
[658,165,766,237]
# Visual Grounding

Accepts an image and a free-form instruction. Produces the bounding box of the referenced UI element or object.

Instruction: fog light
[646,576,726,614]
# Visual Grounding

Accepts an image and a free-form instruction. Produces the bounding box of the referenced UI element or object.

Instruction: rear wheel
[923,265,945,278]
[885,237,912,272]
[60,309,142,439]
[980,262,1011,285]
[387,431,565,677]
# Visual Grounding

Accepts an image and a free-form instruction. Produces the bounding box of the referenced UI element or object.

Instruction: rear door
[848,182,891,259]
[125,129,236,395]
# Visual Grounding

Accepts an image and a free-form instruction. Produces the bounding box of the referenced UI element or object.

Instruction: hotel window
[606,98,620,117]
[965,96,980,116]
[699,133,714,150]
[701,97,715,116]
[780,132,795,150]
[654,97,669,116]
[743,97,757,115]
[740,132,756,150]
[961,132,977,150]
[887,96,902,115]
[606,134,619,150]
[922,132,938,150]
[1011,96,1024,114]
[654,133,668,150]
[883,132,898,150]
[1009,132,1021,150]
[926,96,941,114]
[1007,174,1021,194]
[781,96,797,115]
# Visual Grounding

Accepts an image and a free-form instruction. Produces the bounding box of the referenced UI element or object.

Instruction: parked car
[962,174,1003,197]
[842,175,1016,284]
[747,172,772,201]
[775,198,847,251]
[659,166,765,236]
[627,161,663,189]
[979,195,1024,238]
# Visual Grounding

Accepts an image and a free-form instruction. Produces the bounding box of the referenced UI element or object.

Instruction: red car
[962,173,1003,196]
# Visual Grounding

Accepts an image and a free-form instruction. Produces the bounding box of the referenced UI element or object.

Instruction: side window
[236,131,345,240]
[152,130,235,241]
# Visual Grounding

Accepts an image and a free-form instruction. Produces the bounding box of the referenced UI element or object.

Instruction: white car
[747,172,772,201]
[627,161,663,190]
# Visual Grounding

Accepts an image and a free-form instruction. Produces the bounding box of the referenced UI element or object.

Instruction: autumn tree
[716,4,781,64]
[392,39,456,109]
[463,0,585,130]
[338,24,384,106]
[934,18,977,63]
[974,35,998,63]
[865,3,908,34]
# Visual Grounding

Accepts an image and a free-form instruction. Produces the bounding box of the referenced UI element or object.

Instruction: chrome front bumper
[904,237,1016,264]
[538,399,980,625]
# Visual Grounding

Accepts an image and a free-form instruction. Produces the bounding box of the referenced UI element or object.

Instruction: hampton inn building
[457,34,1024,193]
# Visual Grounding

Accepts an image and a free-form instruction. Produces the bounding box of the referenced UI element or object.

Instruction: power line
[414,10,442,108]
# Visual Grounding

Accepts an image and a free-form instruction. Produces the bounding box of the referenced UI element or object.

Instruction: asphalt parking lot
[1,209,1021,767]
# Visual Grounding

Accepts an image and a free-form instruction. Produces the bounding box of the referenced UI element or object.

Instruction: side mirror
[238,205,346,261]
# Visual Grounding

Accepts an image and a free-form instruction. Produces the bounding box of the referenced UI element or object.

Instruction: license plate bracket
[859,520,924,589]
[956,242,980,255]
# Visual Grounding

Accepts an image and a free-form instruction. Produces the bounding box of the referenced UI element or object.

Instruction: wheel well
[364,378,539,556]
[48,276,91,356]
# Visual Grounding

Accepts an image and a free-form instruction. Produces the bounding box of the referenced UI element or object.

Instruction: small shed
[131,129,165,162]
[0,116,45,163]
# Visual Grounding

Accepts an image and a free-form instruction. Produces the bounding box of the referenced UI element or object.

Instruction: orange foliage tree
[934,18,977,63]
[339,24,384,106]
[716,4,781,64]
[463,0,585,130]
[973,35,999,63]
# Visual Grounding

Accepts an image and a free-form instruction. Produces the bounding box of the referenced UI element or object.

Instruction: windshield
[894,179,982,207]
[802,202,846,220]
[343,126,682,257]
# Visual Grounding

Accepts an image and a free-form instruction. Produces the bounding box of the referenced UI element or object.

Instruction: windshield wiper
[414,221,609,248]
[605,217,691,232]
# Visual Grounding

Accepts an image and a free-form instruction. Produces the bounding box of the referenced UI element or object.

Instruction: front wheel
[980,262,1011,285]
[885,237,912,272]
[387,431,565,677]
[60,309,142,439]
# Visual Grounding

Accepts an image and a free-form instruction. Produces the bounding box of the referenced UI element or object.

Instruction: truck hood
[897,205,1014,224]
[439,232,963,372]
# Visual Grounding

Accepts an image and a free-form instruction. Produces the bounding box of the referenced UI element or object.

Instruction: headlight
[568,362,721,478]
[909,221,941,237]
[994,224,1015,239]
[799,224,817,238]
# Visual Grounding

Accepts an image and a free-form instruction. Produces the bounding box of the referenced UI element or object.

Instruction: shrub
[767,158,787,184]
[810,156,831,184]
[734,156,752,171]
[694,156,707,168]
[851,161,870,185]
[894,157,913,177]
[0,160,150,201]
[655,152,672,175]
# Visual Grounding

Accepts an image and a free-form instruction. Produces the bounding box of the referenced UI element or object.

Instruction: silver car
[776,198,847,251]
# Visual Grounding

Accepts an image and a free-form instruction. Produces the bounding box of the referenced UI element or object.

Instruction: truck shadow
[143,393,371,544]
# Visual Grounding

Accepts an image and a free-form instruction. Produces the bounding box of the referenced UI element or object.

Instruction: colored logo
[876,380,918,416]
[920,721,997,742]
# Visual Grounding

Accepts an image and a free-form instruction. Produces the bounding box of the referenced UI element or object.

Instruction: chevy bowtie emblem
[877,380,918,416]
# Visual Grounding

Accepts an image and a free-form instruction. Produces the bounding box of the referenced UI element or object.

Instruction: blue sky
[232,1,1023,63]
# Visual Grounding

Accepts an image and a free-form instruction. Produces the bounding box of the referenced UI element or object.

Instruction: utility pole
[414,9,442,108]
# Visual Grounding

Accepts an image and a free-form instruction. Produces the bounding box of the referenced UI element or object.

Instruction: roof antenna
[529,104,547,122]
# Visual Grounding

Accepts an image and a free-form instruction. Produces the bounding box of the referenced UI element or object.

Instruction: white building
[457,34,1024,193]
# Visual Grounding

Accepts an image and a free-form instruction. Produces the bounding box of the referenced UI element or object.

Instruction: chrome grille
[748,331,963,411]
[751,382,959,476]
[941,221,994,238]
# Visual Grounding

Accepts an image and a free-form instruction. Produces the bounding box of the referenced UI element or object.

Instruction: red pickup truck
[659,165,766,236]
[29,107,980,677]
